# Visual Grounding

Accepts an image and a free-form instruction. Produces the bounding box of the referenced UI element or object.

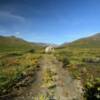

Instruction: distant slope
[61,33,100,48]
[0,36,44,53]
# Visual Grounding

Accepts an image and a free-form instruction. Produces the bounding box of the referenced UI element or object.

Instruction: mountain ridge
[0,33,100,52]
[61,33,100,48]
[0,35,45,53]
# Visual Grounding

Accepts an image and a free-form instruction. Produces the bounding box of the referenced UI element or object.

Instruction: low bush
[84,78,100,100]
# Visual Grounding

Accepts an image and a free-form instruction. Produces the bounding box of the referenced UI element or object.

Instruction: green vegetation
[54,33,100,100]
[61,33,100,49]
[0,36,45,54]
[84,78,100,100]
[0,52,41,96]
[42,68,56,88]
[0,33,100,99]
[54,50,70,68]
[34,94,49,100]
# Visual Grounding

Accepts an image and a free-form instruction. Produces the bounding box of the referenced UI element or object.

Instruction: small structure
[45,46,54,53]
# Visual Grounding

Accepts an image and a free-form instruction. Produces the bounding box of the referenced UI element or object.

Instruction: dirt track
[1,54,84,100]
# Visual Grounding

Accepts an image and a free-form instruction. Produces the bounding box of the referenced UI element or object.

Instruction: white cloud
[0,11,25,22]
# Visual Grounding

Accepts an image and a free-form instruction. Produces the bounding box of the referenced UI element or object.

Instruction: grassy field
[54,47,100,99]
[0,35,100,99]
[0,52,43,96]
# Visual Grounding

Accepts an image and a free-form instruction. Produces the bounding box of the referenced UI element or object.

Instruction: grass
[0,35,100,99]
[42,68,56,88]
[54,46,100,100]
[0,52,41,95]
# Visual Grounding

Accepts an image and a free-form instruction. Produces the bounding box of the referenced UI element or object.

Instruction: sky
[0,0,100,44]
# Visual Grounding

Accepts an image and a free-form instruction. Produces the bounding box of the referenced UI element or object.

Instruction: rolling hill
[0,33,100,53]
[0,35,44,53]
[61,33,100,48]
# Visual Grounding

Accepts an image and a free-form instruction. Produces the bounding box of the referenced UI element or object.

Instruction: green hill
[61,33,100,48]
[0,35,44,53]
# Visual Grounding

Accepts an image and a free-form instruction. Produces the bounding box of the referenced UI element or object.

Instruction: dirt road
[2,54,84,100]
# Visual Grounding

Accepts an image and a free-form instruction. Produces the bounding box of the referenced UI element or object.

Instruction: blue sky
[0,0,100,44]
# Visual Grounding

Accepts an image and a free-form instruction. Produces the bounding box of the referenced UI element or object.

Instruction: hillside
[0,36,44,53]
[61,33,100,48]
[0,34,99,100]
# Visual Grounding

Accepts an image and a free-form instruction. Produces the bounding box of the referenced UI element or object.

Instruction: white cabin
[45,46,54,53]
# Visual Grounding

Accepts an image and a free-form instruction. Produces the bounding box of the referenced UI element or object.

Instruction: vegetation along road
[6,54,83,100]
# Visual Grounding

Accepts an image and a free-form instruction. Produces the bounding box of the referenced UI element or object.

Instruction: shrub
[62,57,70,68]
[55,52,70,68]
[84,78,100,100]
[28,49,35,53]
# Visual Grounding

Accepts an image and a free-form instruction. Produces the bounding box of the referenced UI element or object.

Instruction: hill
[61,33,100,48]
[0,35,44,53]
